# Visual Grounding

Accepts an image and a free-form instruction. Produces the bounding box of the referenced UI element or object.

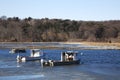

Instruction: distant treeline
[0,16,120,42]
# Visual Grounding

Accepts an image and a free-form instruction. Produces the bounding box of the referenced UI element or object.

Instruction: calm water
[0,44,120,80]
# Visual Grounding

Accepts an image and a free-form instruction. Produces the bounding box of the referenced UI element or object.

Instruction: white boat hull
[17,56,44,62]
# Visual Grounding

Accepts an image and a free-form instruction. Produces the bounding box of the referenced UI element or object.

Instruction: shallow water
[0,44,120,80]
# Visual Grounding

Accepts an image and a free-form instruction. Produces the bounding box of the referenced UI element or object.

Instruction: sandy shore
[64,42,120,49]
[0,42,120,49]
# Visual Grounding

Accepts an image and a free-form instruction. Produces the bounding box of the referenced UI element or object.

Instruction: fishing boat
[17,49,45,62]
[41,51,80,66]
[9,48,26,54]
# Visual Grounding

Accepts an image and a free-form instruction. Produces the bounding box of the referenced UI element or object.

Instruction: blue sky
[0,0,120,21]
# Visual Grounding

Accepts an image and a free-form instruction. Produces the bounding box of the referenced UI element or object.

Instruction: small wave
[0,61,21,68]
[0,64,22,68]
[0,74,44,80]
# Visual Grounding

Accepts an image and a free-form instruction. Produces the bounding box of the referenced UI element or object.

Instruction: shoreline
[66,42,120,49]
[0,42,120,50]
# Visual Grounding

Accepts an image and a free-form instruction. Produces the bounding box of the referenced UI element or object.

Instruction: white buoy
[41,59,44,67]
[81,52,83,55]
[16,53,20,62]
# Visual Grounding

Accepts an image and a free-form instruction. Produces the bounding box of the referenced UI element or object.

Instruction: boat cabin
[61,51,77,61]
[30,49,43,57]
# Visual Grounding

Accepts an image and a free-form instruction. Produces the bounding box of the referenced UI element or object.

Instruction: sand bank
[64,42,120,49]
[0,42,120,50]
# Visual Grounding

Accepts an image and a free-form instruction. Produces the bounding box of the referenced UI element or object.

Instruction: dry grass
[64,41,120,49]
[81,42,120,48]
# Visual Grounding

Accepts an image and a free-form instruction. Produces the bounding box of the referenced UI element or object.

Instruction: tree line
[0,16,120,42]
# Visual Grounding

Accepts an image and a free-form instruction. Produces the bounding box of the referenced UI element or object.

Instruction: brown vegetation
[0,16,120,42]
